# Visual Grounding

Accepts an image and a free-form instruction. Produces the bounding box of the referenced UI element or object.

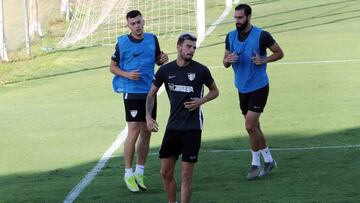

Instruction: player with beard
[146,33,219,203]
[223,4,284,180]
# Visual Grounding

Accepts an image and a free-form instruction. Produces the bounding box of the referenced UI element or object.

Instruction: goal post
[58,0,207,48]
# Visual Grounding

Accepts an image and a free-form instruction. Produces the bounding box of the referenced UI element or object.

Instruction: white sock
[125,168,133,177]
[251,150,261,166]
[260,147,273,163]
[135,164,144,175]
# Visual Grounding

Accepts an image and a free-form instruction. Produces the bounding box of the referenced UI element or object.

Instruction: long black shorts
[159,129,202,163]
[238,85,269,115]
[123,98,156,122]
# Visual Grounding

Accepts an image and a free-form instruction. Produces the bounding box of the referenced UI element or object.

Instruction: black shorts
[238,85,269,115]
[123,98,156,122]
[159,129,202,163]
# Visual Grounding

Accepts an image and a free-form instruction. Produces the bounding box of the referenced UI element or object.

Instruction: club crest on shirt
[130,110,138,118]
[187,73,196,81]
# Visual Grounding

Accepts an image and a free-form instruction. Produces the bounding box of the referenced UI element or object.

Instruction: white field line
[63,4,232,203]
[206,0,233,36]
[109,144,360,158]
[208,59,360,69]
[204,144,360,153]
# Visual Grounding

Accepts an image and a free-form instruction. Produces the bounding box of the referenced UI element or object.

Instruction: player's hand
[251,51,266,65]
[126,69,140,80]
[146,117,159,132]
[184,97,203,111]
[158,51,169,65]
[224,52,239,65]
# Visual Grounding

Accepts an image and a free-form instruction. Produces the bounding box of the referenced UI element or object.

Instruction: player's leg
[248,85,276,177]
[160,157,177,202]
[181,129,201,203]
[245,110,262,180]
[123,121,141,191]
[135,98,156,167]
[181,162,195,203]
[159,129,181,202]
[239,91,261,180]
[134,121,151,190]
[123,98,143,191]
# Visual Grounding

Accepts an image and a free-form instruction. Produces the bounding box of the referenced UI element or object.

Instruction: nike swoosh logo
[168,75,176,79]
[133,52,143,57]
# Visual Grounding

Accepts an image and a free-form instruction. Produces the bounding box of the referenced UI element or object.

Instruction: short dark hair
[126,10,142,19]
[235,4,252,16]
[177,33,197,45]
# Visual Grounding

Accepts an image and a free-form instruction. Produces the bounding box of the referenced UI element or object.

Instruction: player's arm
[223,49,238,68]
[110,60,140,80]
[154,35,169,66]
[184,81,219,111]
[252,42,284,65]
[223,34,238,68]
[146,84,160,132]
[109,43,140,80]
[252,31,284,65]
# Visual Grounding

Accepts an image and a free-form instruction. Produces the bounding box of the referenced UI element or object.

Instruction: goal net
[58,0,205,48]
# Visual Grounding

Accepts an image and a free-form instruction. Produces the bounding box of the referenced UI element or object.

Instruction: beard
[181,52,193,62]
[236,18,249,32]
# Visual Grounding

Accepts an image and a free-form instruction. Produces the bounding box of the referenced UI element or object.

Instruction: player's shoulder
[191,60,208,70]
[159,60,177,71]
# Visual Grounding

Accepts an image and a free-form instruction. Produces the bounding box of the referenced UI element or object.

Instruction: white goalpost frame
[196,0,205,47]
[0,0,8,62]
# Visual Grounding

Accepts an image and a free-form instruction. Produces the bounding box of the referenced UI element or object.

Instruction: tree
[29,0,43,38]
[23,0,31,55]
[61,0,71,22]
[0,0,8,61]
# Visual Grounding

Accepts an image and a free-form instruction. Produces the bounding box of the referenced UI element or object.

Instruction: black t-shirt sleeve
[153,67,164,88]
[202,66,214,87]
[259,31,275,55]
[154,35,161,59]
[111,43,120,63]
[225,34,230,51]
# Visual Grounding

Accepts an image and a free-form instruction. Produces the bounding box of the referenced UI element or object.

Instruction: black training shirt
[154,60,214,130]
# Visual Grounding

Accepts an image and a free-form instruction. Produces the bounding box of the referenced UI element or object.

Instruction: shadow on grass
[1,127,360,202]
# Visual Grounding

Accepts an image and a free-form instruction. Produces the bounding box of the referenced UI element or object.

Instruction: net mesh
[58,0,197,48]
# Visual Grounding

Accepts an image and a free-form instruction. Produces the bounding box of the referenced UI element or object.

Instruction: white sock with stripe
[251,150,261,166]
[260,147,273,163]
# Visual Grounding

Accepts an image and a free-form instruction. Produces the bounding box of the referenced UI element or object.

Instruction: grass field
[1,0,360,202]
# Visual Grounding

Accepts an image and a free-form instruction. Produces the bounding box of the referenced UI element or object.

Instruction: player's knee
[245,123,257,134]
[182,170,193,183]
[160,168,172,180]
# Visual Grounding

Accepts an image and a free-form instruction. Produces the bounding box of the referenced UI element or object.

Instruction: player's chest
[165,70,200,85]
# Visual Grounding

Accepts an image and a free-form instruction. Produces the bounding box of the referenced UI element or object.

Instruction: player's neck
[176,58,191,67]
[241,24,252,34]
[131,33,144,40]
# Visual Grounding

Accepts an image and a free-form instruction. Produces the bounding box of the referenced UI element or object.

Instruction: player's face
[127,15,144,37]
[234,9,250,32]
[178,40,196,61]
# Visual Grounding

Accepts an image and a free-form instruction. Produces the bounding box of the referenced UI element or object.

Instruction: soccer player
[146,33,219,203]
[223,4,284,180]
[110,10,168,192]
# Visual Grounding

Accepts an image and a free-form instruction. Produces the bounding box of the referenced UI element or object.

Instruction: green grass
[1,0,360,202]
